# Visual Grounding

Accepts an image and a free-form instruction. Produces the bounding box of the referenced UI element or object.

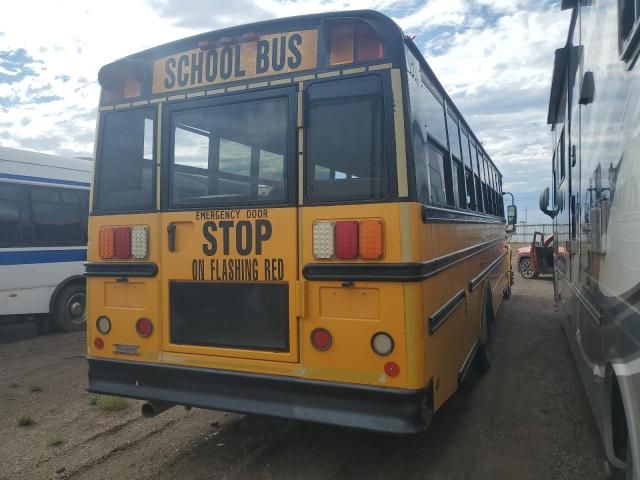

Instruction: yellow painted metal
[87,213,162,363]
[86,203,510,400]
[87,67,512,416]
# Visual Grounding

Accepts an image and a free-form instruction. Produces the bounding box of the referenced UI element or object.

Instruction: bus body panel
[547,1,640,474]
[0,260,85,315]
[0,147,91,328]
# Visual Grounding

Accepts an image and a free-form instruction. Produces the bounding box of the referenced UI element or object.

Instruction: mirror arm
[502,191,514,206]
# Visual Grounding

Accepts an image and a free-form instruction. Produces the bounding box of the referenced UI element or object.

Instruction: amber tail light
[328,21,384,66]
[99,226,148,260]
[312,219,384,260]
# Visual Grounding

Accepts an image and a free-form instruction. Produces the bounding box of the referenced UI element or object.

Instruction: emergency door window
[170,97,288,207]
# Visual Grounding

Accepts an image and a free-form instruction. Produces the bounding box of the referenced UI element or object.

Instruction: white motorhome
[544,1,640,478]
[0,146,91,341]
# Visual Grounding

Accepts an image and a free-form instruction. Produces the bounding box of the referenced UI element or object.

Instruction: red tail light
[113,227,131,259]
[136,318,153,337]
[334,221,359,259]
[384,361,400,377]
[311,328,332,351]
[94,337,104,350]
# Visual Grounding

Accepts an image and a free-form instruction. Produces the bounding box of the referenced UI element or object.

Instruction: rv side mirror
[539,187,558,219]
[507,205,517,225]
[539,187,549,212]
[506,204,517,233]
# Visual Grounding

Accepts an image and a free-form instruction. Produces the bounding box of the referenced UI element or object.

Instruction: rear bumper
[87,358,433,434]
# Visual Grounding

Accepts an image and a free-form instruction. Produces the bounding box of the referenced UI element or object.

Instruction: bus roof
[0,146,92,185]
[100,10,402,70]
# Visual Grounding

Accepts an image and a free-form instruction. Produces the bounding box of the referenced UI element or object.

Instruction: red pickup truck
[515,232,555,279]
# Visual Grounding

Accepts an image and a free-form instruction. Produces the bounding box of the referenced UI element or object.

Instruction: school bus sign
[152,30,318,94]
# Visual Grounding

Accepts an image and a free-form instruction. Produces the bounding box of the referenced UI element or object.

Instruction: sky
[0,0,571,223]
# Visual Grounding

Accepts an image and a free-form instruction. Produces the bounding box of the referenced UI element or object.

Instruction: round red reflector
[310,328,332,351]
[136,318,153,337]
[94,337,104,349]
[384,361,400,377]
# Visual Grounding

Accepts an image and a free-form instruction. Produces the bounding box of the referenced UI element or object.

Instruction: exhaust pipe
[141,401,174,418]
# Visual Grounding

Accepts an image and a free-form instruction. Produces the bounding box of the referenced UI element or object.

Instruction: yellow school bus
[87,10,513,433]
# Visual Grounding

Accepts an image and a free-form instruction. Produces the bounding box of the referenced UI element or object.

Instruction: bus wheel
[475,303,492,373]
[53,283,87,332]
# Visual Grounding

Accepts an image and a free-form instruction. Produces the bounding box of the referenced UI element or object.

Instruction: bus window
[465,168,476,210]
[173,125,210,201]
[412,128,429,204]
[461,129,472,171]
[428,145,447,204]
[96,108,155,212]
[306,75,387,202]
[423,85,448,148]
[29,187,84,244]
[170,97,288,206]
[452,159,466,208]
[0,183,20,246]
[447,112,462,161]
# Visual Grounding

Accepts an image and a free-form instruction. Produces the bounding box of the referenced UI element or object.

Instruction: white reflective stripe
[612,356,640,377]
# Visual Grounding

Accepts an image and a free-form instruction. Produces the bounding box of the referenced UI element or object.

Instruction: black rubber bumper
[87,358,433,434]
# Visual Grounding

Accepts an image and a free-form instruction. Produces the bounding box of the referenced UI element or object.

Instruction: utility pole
[525,203,528,224]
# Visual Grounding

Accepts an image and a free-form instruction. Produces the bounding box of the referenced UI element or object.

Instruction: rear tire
[53,283,87,332]
[475,299,492,373]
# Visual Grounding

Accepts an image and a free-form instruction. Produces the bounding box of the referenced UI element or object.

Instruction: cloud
[0,0,570,220]
[148,0,273,29]
[0,48,40,84]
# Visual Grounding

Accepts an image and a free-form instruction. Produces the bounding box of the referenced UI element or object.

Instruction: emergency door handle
[167,223,177,252]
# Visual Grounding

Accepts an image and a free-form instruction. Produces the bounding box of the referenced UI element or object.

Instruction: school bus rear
[86,10,494,433]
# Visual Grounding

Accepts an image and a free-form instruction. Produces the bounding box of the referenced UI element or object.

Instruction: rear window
[305,75,388,202]
[169,96,289,207]
[95,108,155,212]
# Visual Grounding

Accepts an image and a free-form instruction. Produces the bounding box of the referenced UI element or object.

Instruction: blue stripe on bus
[0,249,87,266]
[0,172,90,187]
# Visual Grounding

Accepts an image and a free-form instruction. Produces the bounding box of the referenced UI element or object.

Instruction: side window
[0,183,21,247]
[452,159,466,208]
[29,187,83,245]
[619,0,640,61]
[465,168,476,210]
[472,144,484,212]
[427,145,447,204]
[460,129,472,171]
[447,112,462,161]
[413,127,429,204]
[424,86,448,148]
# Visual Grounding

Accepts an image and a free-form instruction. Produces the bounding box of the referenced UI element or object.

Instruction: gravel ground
[0,275,606,479]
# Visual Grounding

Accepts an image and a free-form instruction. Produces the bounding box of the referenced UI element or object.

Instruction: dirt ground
[0,275,606,480]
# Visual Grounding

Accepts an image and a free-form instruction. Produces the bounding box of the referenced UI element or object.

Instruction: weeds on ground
[29,385,43,393]
[48,436,64,447]
[17,416,35,427]
[89,394,128,412]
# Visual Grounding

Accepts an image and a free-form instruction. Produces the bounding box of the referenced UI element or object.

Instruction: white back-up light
[312,221,334,259]
[131,226,149,259]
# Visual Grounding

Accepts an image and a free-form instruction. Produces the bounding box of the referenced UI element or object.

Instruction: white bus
[544,1,640,478]
[0,146,91,341]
